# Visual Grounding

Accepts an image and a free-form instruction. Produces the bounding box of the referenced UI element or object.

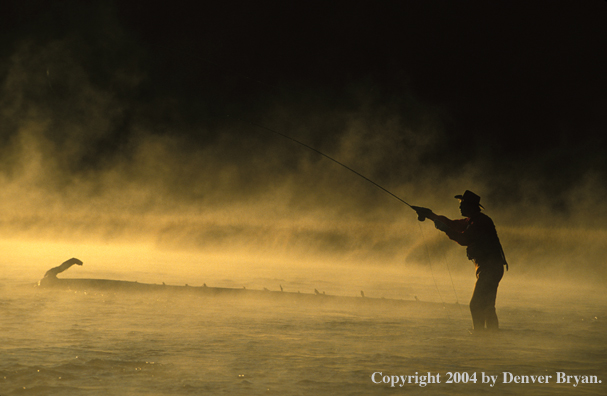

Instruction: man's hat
[454,190,484,208]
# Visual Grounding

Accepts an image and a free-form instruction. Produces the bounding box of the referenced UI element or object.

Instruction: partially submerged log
[36,258,456,311]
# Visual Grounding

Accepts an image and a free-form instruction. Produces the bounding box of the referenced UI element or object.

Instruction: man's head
[455,190,483,216]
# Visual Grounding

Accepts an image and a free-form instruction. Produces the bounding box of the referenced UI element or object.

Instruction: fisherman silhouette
[413,191,508,333]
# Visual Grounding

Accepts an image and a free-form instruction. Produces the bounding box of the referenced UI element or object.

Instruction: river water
[1,251,606,396]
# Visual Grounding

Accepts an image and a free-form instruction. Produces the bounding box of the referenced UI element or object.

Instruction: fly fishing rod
[250,122,418,211]
[179,51,425,219]
[250,121,462,315]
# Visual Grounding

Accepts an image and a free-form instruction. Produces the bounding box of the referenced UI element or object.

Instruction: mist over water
[1,32,605,284]
[1,255,606,396]
[1,2,606,394]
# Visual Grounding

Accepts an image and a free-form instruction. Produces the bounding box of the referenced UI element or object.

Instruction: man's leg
[470,280,487,331]
[470,264,504,331]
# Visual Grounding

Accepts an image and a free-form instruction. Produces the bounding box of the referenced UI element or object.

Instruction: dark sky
[119,0,606,144]
[1,0,606,217]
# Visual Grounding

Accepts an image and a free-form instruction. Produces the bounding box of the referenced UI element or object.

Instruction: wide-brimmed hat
[454,190,484,208]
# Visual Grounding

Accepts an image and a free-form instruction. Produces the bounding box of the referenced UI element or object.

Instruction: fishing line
[441,243,465,310]
[434,229,468,321]
[417,223,451,317]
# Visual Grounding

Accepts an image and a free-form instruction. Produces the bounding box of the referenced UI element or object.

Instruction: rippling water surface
[1,265,605,396]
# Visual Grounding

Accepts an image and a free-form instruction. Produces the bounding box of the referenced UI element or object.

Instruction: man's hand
[411,206,433,222]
